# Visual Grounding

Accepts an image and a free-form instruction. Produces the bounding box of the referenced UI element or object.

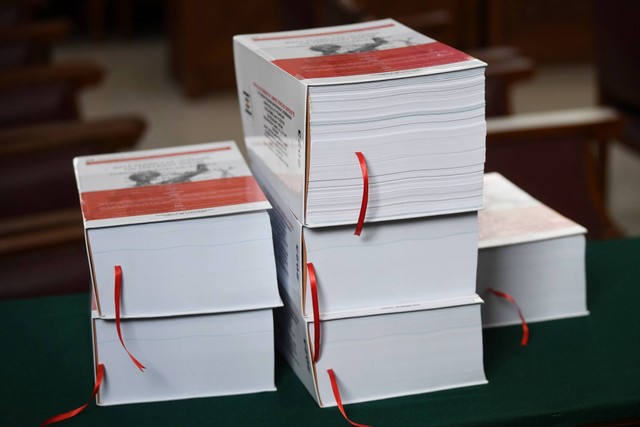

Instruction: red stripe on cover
[354,152,368,236]
[86,146,231,165]
[272,42,472,80]
[40,364,105,426]
[80,176,267,221]
[487,288,530,346]
[307,263,321,363]
[327,369,373,427]
[252,23,394,41]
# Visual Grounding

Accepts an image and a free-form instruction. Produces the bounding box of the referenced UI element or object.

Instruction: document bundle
[54,16,593,424]
[235,20,488,408]
[477,173,589,327]
[74,141,281,405]
[234,18,487,227]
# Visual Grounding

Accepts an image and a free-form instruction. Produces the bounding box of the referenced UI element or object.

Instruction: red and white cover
[235,18,484,85]
[235,19,487,227]
[479,173,587,248]
[74,141,271,229]
[477,173,588,327]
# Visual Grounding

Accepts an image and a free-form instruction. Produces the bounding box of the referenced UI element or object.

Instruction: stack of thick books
[235,19,488,408]
[477,173,589,328]
[74,141,282,405]
[234,19,486,227]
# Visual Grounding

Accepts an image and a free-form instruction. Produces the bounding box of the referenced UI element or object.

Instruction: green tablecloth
[2,238,640,426]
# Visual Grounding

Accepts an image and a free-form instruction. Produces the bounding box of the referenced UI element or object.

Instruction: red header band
[252,23,394,42]
[86,146,231,165]
[80,176,267,221]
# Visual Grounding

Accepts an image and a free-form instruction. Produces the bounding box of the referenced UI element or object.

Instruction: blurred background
[1,0,639,299]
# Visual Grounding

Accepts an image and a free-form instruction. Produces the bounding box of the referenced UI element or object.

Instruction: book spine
[274,294,320,404]
[255,157,307,317]
[267,198,305,315]
[234,37,308,224]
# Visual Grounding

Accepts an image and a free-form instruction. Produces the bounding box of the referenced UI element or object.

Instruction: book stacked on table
[234,18,486,228]
[74,141,282,405]
[477,173,589,328]
[235,19,488,409]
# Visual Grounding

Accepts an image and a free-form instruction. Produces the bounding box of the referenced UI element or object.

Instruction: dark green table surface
[2,238,640,427]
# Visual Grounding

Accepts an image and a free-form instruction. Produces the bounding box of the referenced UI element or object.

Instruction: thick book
[477,173,589,327]
[91,307,278,405]
[252,152,479,318]
[234,19,486,227]
[276,293,487,407]
[74,141,281,318]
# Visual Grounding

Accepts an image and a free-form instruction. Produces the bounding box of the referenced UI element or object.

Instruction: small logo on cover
[242,90,252,116]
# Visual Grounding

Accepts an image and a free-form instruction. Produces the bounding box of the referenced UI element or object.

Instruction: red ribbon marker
[41,364,105,426]
[354,152,369,236]
[114,266,146,371]
[486,288,529,346]
[327,369,373,427]
[307,263,321,363]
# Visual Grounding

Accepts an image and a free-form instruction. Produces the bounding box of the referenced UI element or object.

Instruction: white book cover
[477,173,589,326]
[276,294,487,407]
[235,19,486,228]
[74,141,281,318]
[92,309,278,406]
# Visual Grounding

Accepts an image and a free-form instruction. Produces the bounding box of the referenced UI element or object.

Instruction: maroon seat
[0,60,103,128]
[0,206,89,301]
[0,117,146,300]
[594,0,640,155]
[0,20,70,68]
[0,1,71,70]
[0,4,144,300]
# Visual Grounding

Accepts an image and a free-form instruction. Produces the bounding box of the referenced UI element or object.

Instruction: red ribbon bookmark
[327,369,373,427]
[40,364,105,426]
[307,262,322,363]
[354,152,369,236]
[486,288,529,346]
[114,266,146,371]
